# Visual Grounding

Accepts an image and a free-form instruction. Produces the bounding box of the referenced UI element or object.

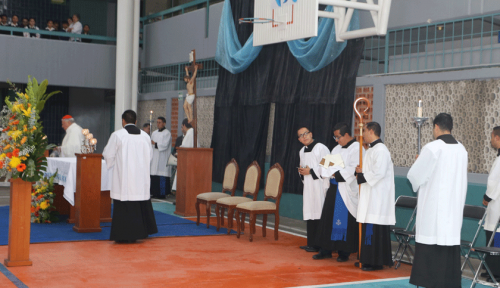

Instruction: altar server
[60,115,85,157]
[408,113,467,288]
[150,117,172,199]
[171,118,194,192]
[103,110,157,243]
[314,123,363,261]
[355,122,395,271]
[482,126,500,281]
[297,126,330,252]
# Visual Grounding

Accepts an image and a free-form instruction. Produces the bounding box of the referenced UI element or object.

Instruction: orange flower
[20,136,27,145]
[16,163,26,172]
[0,162,3,169]
[2,126,10,132]
[10,120,19,125]
[12,149,19,157]
[3,145,11,151]
[9,114,16,120]
[31,207,35,213]
[36,195,43,200]
[6,153,12,158]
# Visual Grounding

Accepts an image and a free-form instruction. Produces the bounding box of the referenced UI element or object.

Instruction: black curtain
[211,0,364,192]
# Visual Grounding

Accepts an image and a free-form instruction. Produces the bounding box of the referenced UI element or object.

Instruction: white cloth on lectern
[61,123,85,157]
[150,129,172,177]
[103,126,153,201]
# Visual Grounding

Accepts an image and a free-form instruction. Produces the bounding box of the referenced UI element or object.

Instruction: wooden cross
[186,49,203,148]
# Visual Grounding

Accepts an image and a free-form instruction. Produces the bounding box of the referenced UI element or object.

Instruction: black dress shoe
[361,265,383,271]
[299,245,308,250]
[305,247,320,252]
[313,253,332,260]
[337,256,349,262]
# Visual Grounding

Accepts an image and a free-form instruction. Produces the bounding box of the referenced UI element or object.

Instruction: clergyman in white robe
[408,113,468,288]
[150,120,172,199]
[356,122,395,271]
[103,111,157,242]
[60,118,85,157]
[171,126,194,192]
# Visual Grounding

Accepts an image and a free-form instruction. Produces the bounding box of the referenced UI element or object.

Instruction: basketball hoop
[238,17,284,25]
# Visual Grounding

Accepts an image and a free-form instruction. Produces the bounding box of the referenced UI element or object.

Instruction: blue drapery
[215,0,263,74]
[215,0,360,74]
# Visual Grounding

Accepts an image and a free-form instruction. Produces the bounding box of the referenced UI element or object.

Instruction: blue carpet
[0,206,234,245]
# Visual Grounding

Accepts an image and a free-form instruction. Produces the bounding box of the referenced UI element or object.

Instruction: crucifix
[184,49,203,148]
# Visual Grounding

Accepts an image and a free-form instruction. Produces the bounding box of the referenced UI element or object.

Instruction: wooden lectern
[175,148,213,217]
[73,154,102,233]
[53,185,112,224]
[4,178,33,267]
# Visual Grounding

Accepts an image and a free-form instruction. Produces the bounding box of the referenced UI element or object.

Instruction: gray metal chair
[470,214,500,288]
[392,195,418,269]
[460,204,487,276]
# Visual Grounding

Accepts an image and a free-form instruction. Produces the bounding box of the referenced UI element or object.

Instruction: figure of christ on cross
[183,65,198,124]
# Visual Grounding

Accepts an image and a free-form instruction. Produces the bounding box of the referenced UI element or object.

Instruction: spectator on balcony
[44,20,56,40]
[67,17,73,30]
[67,14,82,41]
[10,15,22,37]
[82,24,92,43]
[53,21,60,32]
[0,14,9,35]
[21,18,28,28]
[23,18,40,39]
[60,21,70,41]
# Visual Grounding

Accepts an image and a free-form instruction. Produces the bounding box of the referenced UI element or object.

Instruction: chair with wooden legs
[195,159,239,228]
[235,163,284,242]
[215,161,261,234]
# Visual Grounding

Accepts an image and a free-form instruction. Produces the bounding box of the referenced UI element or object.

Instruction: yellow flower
[0,153,5,161]
[20,156,27,161]
[8,157,21,169]
[24,93,29,100]
[8,130,22,140]
[40,202,49,210]
[21,106,31,117]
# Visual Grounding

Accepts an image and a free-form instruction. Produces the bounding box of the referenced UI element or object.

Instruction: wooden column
[4,178,33,267]
[73,154,102,233]
[175,147,213,217]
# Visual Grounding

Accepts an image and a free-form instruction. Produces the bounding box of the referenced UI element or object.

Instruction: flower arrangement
[31,171,58,223]
[0,77,59,182]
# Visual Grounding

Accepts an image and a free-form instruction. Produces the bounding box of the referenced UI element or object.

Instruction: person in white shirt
[142,123,150,135]
[44,19,55,40]
[58,115,85,157]
[297,126,330,253]
[407,113,468,288]
[23,18,40,38]
[67,14,82,41]
[103,110,157,243]
[355,122,395,271]
[171,118,194,192]
[150,117,172,199]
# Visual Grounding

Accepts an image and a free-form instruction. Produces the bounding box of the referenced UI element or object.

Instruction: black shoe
[361,264,383,271]
[481,272,489,278]
[313,253,332,260]
[305,246,320,252]
[299,245,308,250]
[337,256,349,262]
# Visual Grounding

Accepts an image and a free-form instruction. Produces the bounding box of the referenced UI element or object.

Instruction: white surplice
[103,125,153,201]
[61,123,85,157]
[321,141,365,218]
[299,141,330,220]
[407,137,468,245]
[150,128,172,177]
[485,155,500,232]
[171,128,194,191]
[357,141,396,225]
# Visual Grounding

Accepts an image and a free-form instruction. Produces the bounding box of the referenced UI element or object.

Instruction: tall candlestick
[149,111,153,121]
[417,100,423,117]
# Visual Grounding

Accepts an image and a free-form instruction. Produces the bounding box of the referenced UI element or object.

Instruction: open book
[320,154,345,169]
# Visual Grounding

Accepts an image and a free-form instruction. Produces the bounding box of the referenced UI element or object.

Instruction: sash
[331,178,349,241]
[494,232,500,247]
[365,224,373,246]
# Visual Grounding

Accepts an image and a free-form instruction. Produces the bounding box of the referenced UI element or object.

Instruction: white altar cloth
[45,157,112,206]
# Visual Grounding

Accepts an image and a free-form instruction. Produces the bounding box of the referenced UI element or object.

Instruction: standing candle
[150,111,153,121]
[417,100,423,117]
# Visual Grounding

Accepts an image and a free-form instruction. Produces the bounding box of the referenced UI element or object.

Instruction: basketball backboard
[252,0,392,46]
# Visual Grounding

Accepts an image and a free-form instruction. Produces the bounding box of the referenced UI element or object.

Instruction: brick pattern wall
[171,98,179,147]
[354,87,374,147]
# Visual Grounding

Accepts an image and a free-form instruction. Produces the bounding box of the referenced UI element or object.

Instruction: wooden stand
[73,154,102,233]
[4,178,33,267]
[54,184,112,223]
[175,147,213,217]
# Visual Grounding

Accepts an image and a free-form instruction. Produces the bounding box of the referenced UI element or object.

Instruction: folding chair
[470,215,500,288]
[461,205,487,276]
[392,195,418,269]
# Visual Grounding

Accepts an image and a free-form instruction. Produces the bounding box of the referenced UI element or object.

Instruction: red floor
[0,217,411,288]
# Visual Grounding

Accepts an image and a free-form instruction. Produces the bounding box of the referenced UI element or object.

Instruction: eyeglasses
[298,131,310,139]
[333,135,342,141]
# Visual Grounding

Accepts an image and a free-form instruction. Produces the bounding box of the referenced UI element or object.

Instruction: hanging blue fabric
[331,178,349,241]
[286,7,360,72]
[365,224,373,245]
[215,0,263,74]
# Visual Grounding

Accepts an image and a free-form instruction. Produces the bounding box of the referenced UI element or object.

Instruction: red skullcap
[62,115,73,120]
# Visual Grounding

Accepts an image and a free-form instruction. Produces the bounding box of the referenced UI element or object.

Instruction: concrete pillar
[131,0,140,112]
[114,0,135,130]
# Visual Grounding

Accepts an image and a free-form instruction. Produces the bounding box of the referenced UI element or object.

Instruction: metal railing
[358,13,500,76]
[0,26,116,44]
[140,58,220,94]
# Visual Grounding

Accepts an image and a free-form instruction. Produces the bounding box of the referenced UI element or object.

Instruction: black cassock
[109,125,158,242]
[359,223,393,267]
